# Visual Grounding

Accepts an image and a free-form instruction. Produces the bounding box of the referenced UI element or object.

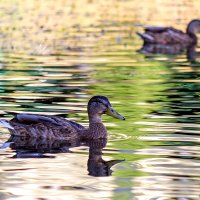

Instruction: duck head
[87,96,125,123]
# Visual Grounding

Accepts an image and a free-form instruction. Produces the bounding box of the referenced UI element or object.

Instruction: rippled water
[0,1,200,199]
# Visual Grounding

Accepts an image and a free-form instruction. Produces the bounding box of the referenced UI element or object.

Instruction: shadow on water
[3,136,124,177]
[139,44,200,63]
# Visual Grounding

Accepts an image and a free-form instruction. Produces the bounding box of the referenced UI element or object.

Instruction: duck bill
[106,106,125,120]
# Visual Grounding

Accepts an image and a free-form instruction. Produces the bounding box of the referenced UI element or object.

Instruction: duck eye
[101,107,107,114]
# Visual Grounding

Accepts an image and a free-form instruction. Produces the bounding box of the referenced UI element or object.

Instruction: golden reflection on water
[0,0,200,54]
[0,138,122,199]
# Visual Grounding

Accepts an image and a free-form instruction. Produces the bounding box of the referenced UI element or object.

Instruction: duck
[0,96,125,140]
[137,19,200,46]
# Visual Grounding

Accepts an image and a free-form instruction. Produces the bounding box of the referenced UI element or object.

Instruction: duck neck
[186,20,200,44]
[88,113,102,124]
[187,32,197,44]
[86,114,107,139]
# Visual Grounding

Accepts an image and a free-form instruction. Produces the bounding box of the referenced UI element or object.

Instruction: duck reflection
[87,139,124,176]
[139,44,199,62]
[4,135,123,177]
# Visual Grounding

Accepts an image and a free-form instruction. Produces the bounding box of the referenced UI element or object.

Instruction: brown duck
[137,19,200,46]
[0,96,125,139]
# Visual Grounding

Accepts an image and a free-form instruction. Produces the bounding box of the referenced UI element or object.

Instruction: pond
[0,1,200,199]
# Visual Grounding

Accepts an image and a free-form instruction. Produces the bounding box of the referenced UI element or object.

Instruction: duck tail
[0,119,14,130]
[136,32,155,43]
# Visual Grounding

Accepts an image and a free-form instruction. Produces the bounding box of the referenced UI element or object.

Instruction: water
[0,1,200,199]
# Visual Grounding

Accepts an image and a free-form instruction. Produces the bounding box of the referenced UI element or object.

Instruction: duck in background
[137,19,200,46]
[137,20,200,62]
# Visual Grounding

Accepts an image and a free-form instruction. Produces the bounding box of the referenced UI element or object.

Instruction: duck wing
[6,113,85,139]
[137,26,171,43]
[138,26,191,44]
[166,28,192,44]
[145,26,170,33]
[8,112,61,125]
[8,112,84,128]
[137,32,155,43]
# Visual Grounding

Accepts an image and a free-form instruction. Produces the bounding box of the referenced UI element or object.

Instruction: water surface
[0,1,200,199]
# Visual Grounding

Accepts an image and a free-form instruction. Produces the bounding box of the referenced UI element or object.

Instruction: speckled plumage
[0,96,125,140]
[9,116,82,139]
